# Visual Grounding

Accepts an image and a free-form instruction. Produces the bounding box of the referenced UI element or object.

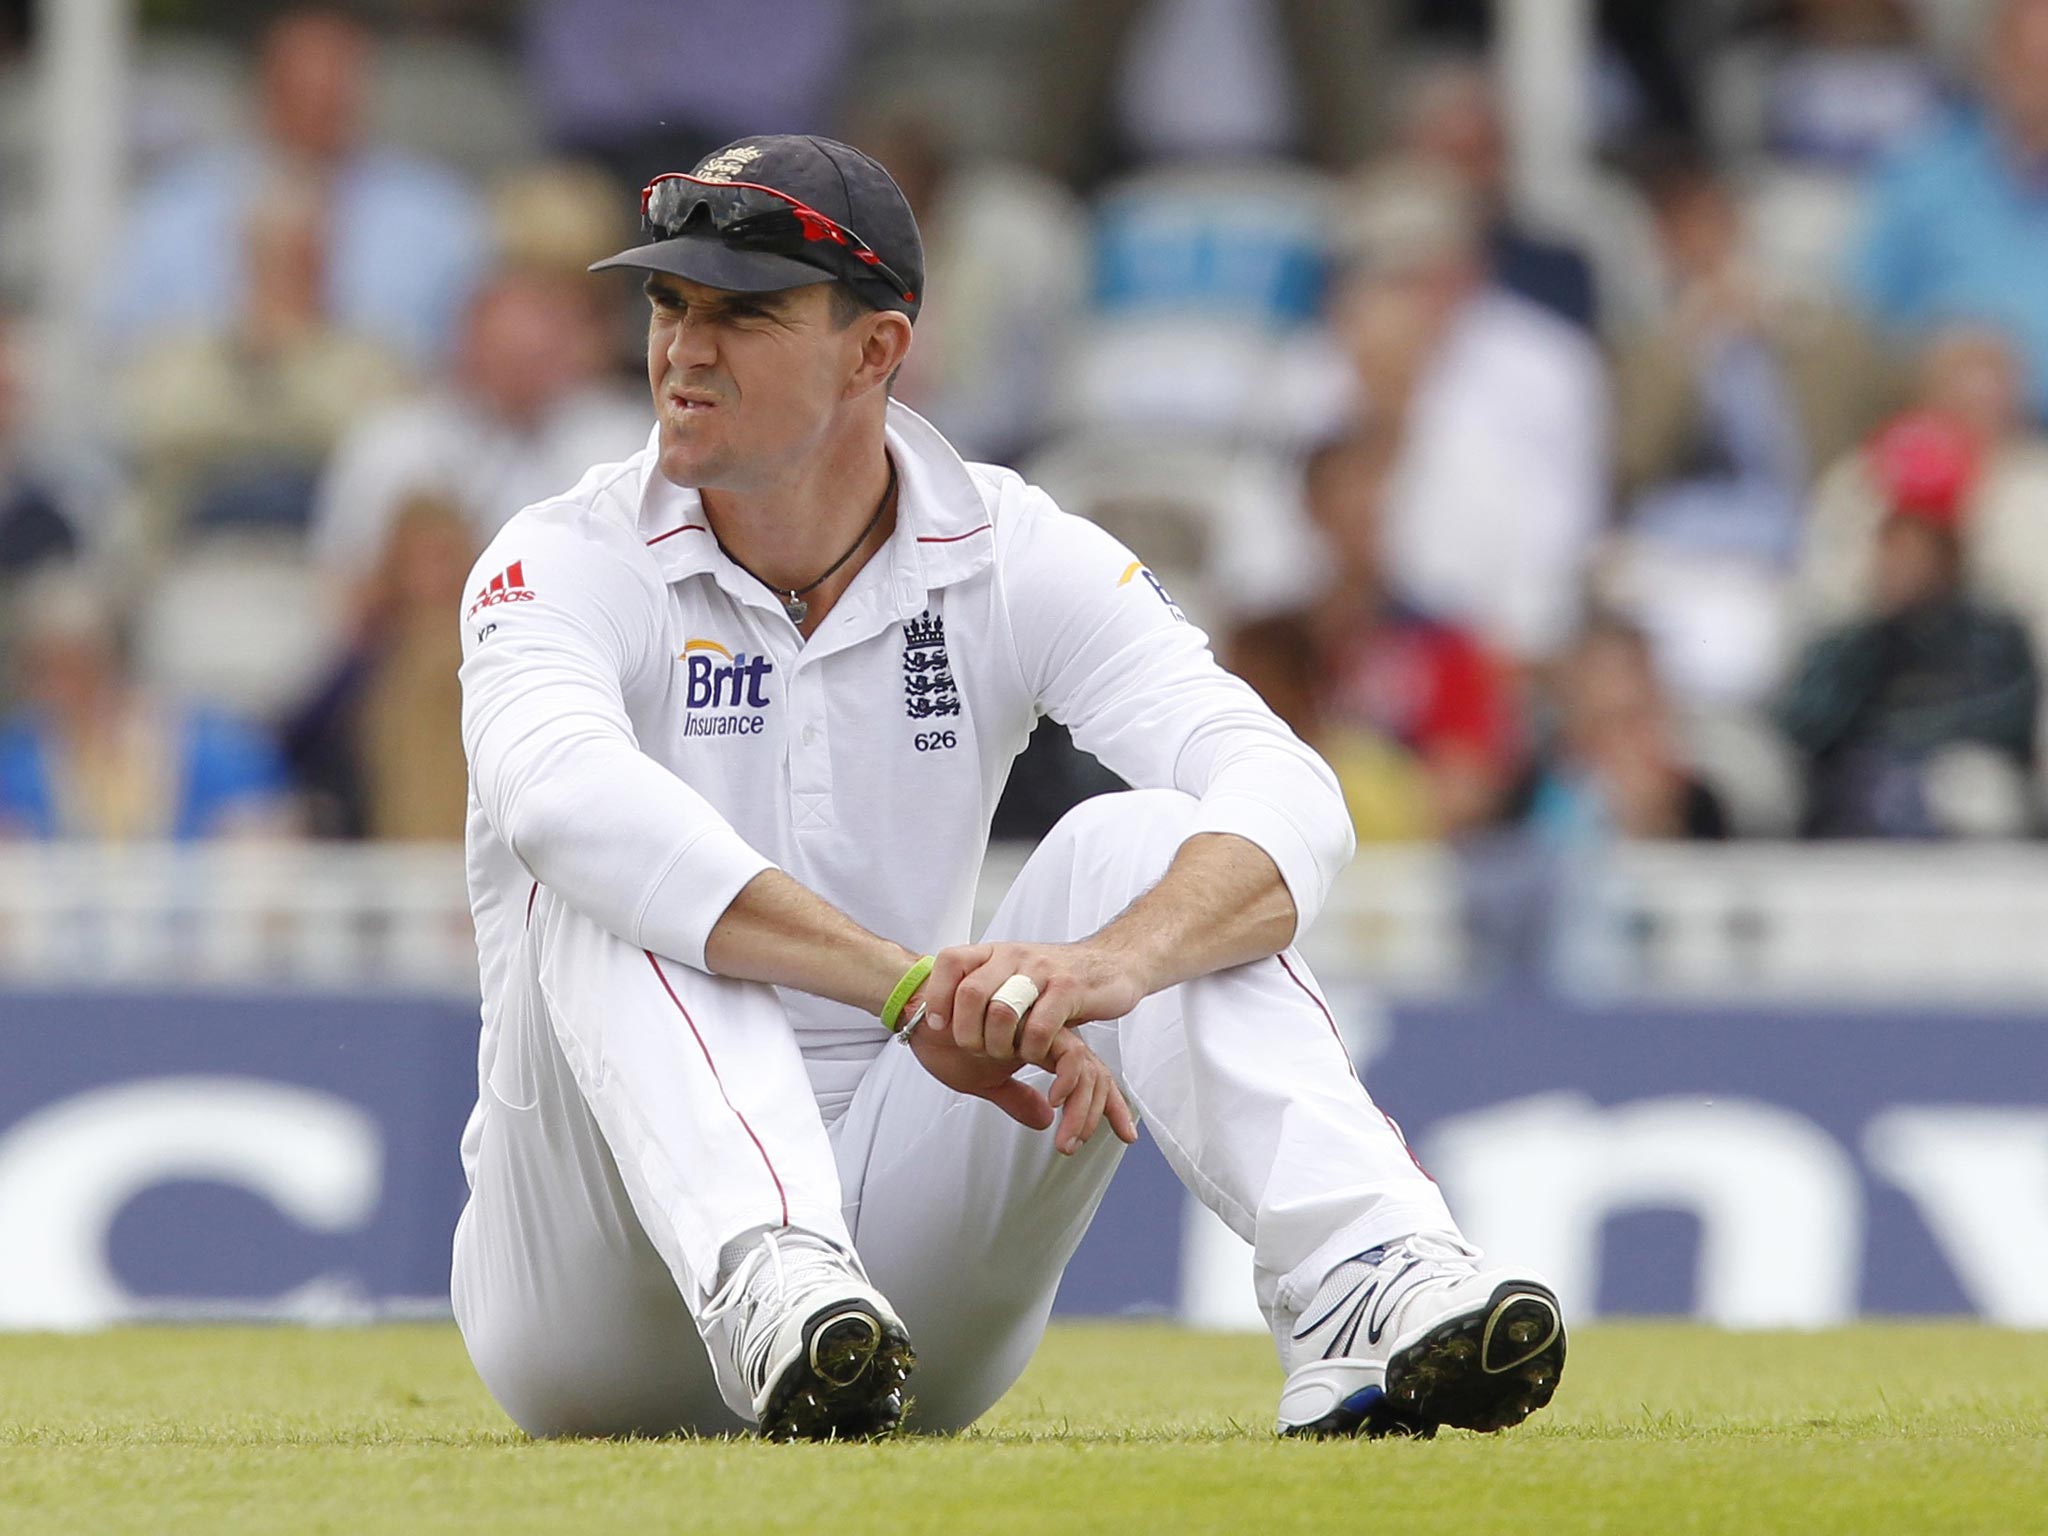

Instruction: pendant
[783,593,808,626]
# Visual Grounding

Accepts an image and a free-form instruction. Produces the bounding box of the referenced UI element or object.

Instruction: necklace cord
[713,457,899,619]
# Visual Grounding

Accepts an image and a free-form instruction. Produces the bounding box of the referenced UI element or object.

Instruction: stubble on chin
[659,449,713,489]
[656,421,719,489]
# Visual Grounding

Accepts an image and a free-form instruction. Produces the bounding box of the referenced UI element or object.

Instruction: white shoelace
[1385,1232,1484,1270]
[702,1229,859,1323]
[700,1229,865,1391]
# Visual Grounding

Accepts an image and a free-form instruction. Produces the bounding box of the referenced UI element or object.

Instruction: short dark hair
[826,281,878,329]
[826,281,903,388]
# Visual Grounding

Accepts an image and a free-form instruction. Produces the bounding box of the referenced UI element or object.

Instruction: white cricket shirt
[459,402,1354,1122]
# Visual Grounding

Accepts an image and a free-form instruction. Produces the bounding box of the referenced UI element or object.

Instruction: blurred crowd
[7,0,2048,853]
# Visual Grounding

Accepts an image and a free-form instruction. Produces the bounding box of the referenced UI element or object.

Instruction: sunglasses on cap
[638,172,918,307]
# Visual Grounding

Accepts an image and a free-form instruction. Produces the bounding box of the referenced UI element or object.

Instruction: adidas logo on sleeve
[468,561,536,619]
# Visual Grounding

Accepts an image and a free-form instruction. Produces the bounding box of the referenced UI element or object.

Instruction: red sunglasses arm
[637,172,915,303]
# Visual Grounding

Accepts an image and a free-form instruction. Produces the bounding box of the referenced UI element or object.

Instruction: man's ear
[849,310,913,398]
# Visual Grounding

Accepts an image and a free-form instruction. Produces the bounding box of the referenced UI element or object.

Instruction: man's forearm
[1087,832,1298,997]
[704,833,1298,1024]
[702,869,917,1015]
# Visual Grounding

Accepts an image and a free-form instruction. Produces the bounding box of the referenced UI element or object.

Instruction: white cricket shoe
[1275,1232,1564,1438]
[701,1228,915,1440]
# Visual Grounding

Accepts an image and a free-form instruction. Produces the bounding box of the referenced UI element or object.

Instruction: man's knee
[1044,788,1199,856]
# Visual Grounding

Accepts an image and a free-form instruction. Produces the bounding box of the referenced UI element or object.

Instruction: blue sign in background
[0,987,2041,1324]
[0,991,474,1310]
[1365,997,2048,1318]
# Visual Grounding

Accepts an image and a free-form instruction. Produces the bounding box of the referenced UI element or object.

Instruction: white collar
[634,401,997,642]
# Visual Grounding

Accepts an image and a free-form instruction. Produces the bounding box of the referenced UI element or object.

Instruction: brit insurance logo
[681,638,773,739]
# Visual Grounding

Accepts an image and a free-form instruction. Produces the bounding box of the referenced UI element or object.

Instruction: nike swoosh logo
[1292,1258,1427,1355]
[1293,1276,1370,1341]
[1364,1259,1421,1344]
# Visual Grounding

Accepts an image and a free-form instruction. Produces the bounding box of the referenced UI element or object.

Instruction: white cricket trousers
[451,789,1456,1437]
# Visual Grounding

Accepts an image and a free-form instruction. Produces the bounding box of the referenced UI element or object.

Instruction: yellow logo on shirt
[1117,561,1185,622]
[681,638,733,660]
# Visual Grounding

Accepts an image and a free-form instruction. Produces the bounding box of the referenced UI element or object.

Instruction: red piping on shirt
[916,524,991,544]
[647,524,709,546]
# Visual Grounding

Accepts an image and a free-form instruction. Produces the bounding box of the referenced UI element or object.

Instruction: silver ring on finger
[990,972,1040,1020]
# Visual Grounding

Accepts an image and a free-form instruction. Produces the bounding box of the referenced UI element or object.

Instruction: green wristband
[881,955,936,1034]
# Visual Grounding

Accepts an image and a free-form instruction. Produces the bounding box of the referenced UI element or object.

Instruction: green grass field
[2,1322,2044,1536]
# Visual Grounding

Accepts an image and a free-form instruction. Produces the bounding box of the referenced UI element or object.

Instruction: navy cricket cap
[591,134,925,321]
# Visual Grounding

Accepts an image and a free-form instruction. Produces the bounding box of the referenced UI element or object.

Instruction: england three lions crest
[902,609,961,719]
